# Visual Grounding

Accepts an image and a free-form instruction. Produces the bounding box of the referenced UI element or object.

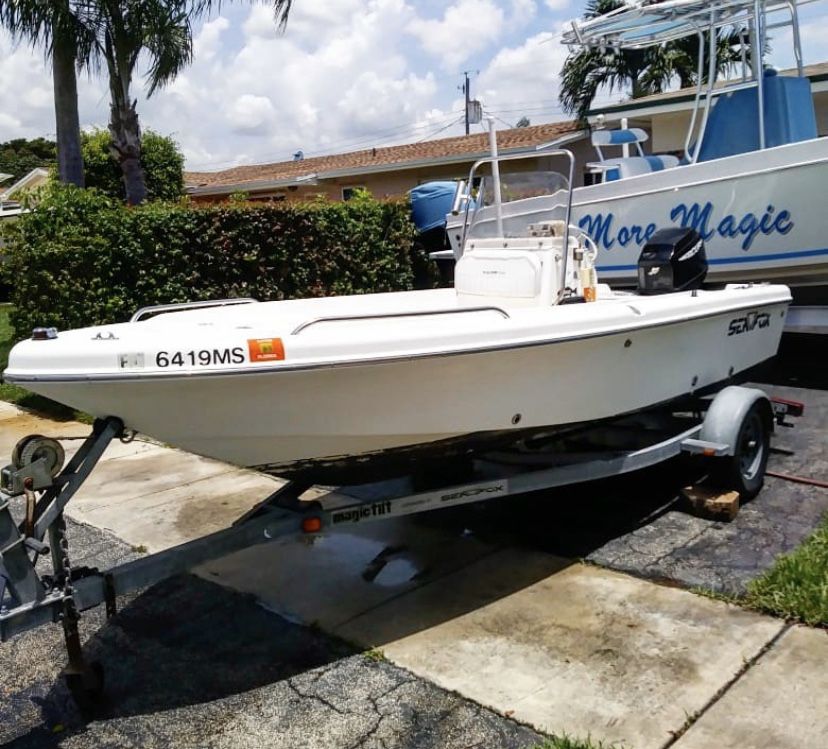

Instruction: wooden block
[680,486,740,521]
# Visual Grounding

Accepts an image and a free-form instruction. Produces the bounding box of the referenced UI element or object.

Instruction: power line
[485,111,516,130]
[187,112,466,170]
[415,116,465,143]
[301,111,465,155]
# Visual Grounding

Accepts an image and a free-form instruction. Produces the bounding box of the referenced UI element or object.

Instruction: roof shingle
[185,120,581,190]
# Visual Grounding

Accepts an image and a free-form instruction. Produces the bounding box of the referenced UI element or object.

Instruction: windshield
[477,169,569,207]
[464,168,570,242]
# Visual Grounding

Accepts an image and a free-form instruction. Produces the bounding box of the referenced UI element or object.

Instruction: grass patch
[531,736,621,749]
[742,514,828,627]
[363,648,387,663]
[0,304,86,421]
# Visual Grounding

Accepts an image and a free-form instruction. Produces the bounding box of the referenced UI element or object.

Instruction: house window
[342,185,367,201]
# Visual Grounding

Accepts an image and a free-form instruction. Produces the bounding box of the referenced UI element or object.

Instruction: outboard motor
[637,227,707,294]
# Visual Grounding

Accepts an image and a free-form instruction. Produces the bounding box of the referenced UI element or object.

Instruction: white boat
[445,0,827,333]
[3,150,791,482]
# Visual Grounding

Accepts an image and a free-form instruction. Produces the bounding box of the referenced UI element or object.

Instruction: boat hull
[449,138,828,289]
[8,295,789,481]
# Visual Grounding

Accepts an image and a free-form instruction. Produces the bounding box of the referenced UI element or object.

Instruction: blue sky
[0,0,826,172]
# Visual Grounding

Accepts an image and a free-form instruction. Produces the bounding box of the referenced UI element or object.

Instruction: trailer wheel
[708,401,770,500]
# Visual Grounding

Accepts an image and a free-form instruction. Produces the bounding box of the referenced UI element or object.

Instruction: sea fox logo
[728,311,771,336]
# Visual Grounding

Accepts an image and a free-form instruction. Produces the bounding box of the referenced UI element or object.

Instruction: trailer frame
[0,385,803,707]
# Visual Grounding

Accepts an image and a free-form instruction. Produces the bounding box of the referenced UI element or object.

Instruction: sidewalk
[1,400,826,748]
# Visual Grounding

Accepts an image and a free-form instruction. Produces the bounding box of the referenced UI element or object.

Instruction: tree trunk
[52,38,85,187]
[109,97,147,205]
[631,72,645,99]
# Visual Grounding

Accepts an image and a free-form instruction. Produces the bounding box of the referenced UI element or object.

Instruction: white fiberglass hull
[449,139,828,289]
[4,285,790,481]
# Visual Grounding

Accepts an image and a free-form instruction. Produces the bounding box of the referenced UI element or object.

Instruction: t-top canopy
[562,0,817,50]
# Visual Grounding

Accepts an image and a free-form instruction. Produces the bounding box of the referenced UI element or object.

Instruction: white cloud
[337,71,438,129]
[242,4,280,40]
[0,112,22,133]
[408,0,505,71]
[768,11,828,69]
[477,29,570,123]
[0,2,595,171]
[194,17,230,61]
[511,0,538,18]
[544,0,570,11]
[227,94,277,134]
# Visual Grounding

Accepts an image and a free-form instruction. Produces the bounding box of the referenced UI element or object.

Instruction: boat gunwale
[3,296,791,384]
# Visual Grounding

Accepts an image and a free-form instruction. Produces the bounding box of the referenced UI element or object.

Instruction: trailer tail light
[771,398,805,417]
[771,398,805,427]
[302,516,323,534]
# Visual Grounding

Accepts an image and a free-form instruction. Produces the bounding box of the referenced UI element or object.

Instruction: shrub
[82,129,185,202]
[0,137,56,185]
[2,186,419,338]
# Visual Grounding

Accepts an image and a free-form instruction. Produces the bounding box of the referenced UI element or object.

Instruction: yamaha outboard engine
[637,227,707,294]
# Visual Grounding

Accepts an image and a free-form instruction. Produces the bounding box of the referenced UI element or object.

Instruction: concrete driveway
[1,337,826,748]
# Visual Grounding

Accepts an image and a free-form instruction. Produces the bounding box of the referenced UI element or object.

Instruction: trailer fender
[699,386,773,456]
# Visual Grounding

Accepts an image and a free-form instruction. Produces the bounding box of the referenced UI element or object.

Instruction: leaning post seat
[604,154,681,181]
[587,127,680,182]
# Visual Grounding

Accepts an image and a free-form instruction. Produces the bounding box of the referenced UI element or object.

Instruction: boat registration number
[154,348,246,367]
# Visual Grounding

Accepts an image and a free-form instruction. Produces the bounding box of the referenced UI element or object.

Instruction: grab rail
[131,298,258,323]
[291,306,510,335]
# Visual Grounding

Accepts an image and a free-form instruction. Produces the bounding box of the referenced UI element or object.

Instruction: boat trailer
[0,385,802,707]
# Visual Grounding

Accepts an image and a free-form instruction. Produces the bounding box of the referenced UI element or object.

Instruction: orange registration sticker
[247,337,285,362]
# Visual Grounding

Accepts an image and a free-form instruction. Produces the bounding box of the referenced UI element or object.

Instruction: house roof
[185,120,583,196]
[0,167,49,201]
[589,60,828,118]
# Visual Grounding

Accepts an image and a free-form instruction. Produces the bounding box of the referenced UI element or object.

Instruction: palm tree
[1,0,292,202]
[90,0,293,204]
[0,0,95,186]
[560,0,748,121]
[88,0,193,204]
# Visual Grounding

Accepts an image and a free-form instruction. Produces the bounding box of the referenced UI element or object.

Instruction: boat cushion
[591,128,649,146]
[455,249,542,299]
[604,155,681,181]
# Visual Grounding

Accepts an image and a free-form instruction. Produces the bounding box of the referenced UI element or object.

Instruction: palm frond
[559,2,758,118]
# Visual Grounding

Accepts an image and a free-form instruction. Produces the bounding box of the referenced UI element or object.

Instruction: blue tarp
[409,181,456,233]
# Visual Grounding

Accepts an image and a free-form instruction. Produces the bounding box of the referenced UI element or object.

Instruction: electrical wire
[414,116,465,143]
[188,112,466,170]
[485,111,517,129]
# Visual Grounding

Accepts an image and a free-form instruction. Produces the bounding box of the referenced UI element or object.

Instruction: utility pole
[459,71,481,134]
[464,71,471,135]
[461,71,474,135]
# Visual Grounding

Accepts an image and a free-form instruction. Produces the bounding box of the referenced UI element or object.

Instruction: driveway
[1,335,826,748]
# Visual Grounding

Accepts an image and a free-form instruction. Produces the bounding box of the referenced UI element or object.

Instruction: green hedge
[2,186,421,338]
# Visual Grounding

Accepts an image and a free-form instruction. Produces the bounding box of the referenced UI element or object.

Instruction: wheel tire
[708,402,770,500]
